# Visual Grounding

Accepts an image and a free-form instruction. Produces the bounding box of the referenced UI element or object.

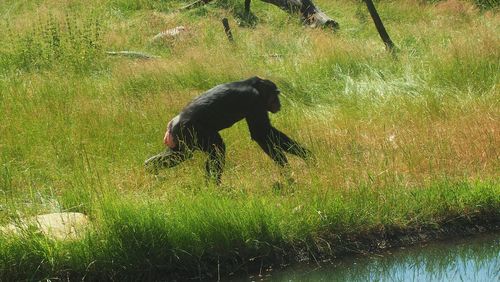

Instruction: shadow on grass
[235,11,259,28]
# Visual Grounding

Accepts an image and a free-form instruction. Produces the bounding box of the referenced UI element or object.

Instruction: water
[240,232,500,282]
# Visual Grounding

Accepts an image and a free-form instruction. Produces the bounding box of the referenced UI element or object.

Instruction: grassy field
[0,0,499,280]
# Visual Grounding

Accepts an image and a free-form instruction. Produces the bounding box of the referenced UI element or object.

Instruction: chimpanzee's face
[256,79,281,113]
[267,92,281,113]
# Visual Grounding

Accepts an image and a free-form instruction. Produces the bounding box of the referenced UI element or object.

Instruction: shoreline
[236,228,500,281]
[1,186,499,281]
[216,215,500,281]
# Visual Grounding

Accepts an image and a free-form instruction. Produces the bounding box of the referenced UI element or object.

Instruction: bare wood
[260,0,338,28]
[178,0,337,28]
[151,26,187,42]
[106,51,159,59]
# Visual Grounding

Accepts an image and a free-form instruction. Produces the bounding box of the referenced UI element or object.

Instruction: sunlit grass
[0,0,499,280]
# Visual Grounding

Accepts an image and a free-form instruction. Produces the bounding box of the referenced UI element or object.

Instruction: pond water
[237,232,500,281]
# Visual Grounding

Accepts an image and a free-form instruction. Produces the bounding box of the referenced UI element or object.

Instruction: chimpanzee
[144,76,311,184]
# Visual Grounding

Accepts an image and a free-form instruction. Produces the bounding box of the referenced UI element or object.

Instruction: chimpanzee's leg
[197,131,226,185]
[144,148,193,175]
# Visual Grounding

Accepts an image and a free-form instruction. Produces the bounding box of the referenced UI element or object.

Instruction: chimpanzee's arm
[246,111,311,166]
[267,127,312,160]
[246,110,287,166]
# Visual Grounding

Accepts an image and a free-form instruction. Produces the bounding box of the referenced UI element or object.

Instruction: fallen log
[179,0,338,28]
[180,0,214,10]
[259,0,338,28]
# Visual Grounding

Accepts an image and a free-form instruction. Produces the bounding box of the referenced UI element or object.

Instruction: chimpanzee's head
[253,77,281,113]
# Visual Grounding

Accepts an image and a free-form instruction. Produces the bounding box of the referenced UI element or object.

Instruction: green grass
[0,0,499,280]
[1,181,498,280]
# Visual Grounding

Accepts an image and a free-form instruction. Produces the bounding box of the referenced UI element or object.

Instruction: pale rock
[0,212,89,240]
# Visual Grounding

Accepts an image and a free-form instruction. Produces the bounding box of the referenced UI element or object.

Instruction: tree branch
[364,0,395,51]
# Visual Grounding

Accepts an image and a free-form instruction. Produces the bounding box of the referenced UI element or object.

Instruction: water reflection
[240,232,500,281]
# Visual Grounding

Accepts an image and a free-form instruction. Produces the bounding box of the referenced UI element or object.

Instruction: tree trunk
[260,0,338,28]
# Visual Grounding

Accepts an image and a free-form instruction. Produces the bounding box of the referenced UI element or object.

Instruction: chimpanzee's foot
[144,154,163,175]
[144,149,191,175]
[144,151,171,175]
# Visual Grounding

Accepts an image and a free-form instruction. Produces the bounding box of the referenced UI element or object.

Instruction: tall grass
[1,180,498,280]
[0,0,499,279]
